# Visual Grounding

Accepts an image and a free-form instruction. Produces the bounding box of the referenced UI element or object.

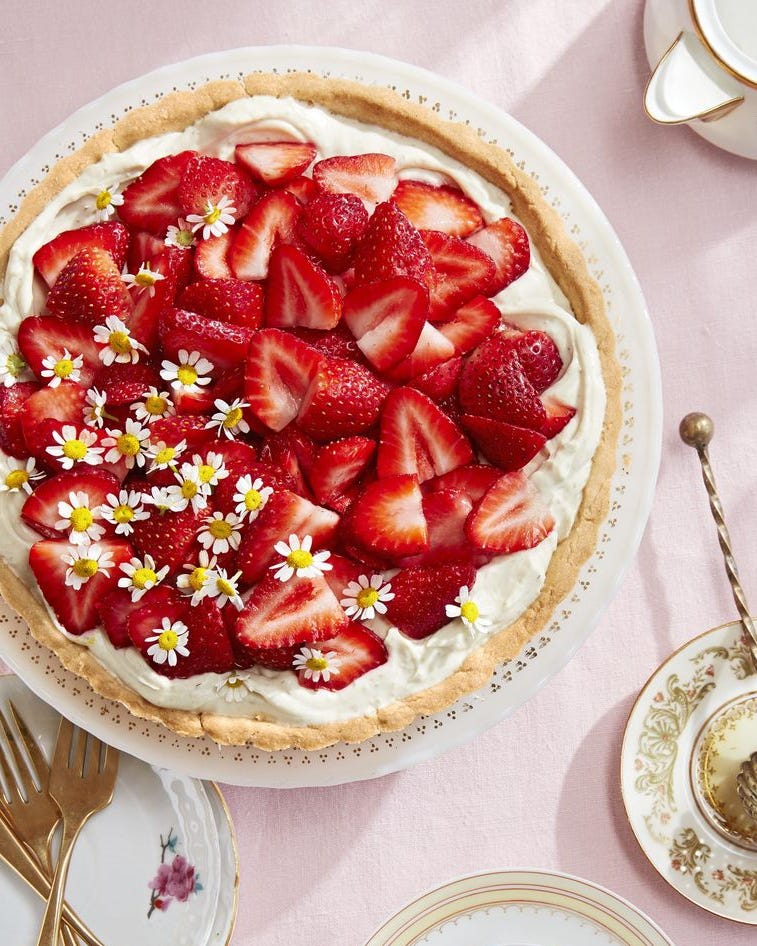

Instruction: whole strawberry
[298,192,369,273]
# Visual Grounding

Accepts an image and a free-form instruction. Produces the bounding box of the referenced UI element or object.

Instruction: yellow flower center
[72,558,98,579]
[95,191,112,210]
[154,446,175,466]
[306,656,329,672]
[69,507,93,532]
[53,358,74,379]
[287,549,313,569]
[244,489,263,511]
[176,365,198,387]
[223,407,243,429]
[217,577,236,597]
[181,480,198,499]
[117,433,141,457]
[108,331,132,354]
[209,519,232,540]
[356,587,380,609]
[226,676,244,689]
[62,439,87,461]
[5,470,28,489]
[176,229,194,247]
[145,395,167,416]
[113,504,134,524]
[188,567,207,591]
[6,353,26,378]
[205,206,222,225]
[197,464,216,484]
[460,600,480,623]
[132,566,158,590]
[157,629,179,651]
[135,270,157,288]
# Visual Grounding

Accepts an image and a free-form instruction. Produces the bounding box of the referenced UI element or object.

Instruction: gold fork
[36,719,118,946]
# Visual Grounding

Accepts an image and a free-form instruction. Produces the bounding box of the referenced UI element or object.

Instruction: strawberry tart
[0,73,620,749]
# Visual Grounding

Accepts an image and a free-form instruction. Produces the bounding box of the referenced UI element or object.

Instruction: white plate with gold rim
[0,45,660,787]
[0,674,238,946]
[363,870,674,946]
[621,620,757,924]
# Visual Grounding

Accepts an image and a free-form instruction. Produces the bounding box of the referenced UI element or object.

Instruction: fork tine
[0,742,21,805]
[51,718,74,771]
[72,729,87,777]
[8,702,49,785]
[0,712,38,797]
[100,744,119,781]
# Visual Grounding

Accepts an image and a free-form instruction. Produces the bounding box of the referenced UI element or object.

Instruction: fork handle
[36,816,87,946]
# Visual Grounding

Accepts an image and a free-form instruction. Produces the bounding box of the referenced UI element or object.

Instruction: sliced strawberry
[458,334,547,432]
[159,307,253,372]
[20,383,87,464]
[421,230,496,319]
[215,460,295,512]
[33,222,130,288]
[244,329,322,432]
[298,356,390,441]
[229,190,300,281]
[29,538,133,635]
[385,562,477,639]
[283,175,320,205]
[320,552,365,603]
[297,621,388,690]
[398,488,487,568]
[466,217,530,295]
[127,231,166,275]
[264,244,342,330]
[149,414,214,449]
[21,468,120,538]
[234,140,317,186]
[194,228,233,279]
[46,247,132,328]
[297,192,369,273]
[119,152,196,235]
[97,585,181,649]
[349,474,427,559]
[126,249,185,350]
[352,202,432,288]
[461,414,546,472]
[130,504,204,573]
[393,180,484,237]
[169,366,244,416]
[178,278,264,330]
[436,296,500,355]
[465,471,555,554]
[234,571,349,650]
[410,355,462,403]
[239,643,301,671]
[385,321,457,383]
[0,381,40,458]
[290,323,365,363]
[426,463,502,504]
[377,387,473,482]
[499,324,563,394]
[312,153,397,207]
[258,428,317,498]
[308,436,376,507]
[93,362,161,407]
[342,276,427,373]
[178,154,256,219]
[542,397,576,439]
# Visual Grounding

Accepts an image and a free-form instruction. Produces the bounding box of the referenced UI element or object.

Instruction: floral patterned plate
[0,674,238,946]
[621,620,757,924]
[363,870,674,946]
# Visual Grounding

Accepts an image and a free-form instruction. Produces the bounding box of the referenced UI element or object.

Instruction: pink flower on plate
[149,854,196,902]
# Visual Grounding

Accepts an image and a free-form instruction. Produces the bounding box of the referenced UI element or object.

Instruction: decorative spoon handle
[680,412,757,670]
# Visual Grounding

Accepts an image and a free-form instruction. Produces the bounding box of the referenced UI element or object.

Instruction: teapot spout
[645,31,744,124]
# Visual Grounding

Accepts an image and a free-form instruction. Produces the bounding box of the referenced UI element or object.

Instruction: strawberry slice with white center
[466,217,530,296]
[349,474,428,559]
[258,427,317,499]
[465,471,555,554]
[461,414,547,472]
[234,140,317,186]
[244,329,322,432]
[308,436,376,508]
[20,383,87,466]
[296,620,388,691]
[377,387,473,482]
[392,180,484,237]
[177,154,256,220]
[384,561,477,639]
[421,230,496,320]
[398,488,487,569]
[97,585,181,649]
[264,244,342,330]
[21,468,120,539]
[234,571,349,650]
[33,222,130,288]
[342,276,428,373]
[312,153,397,207]
[297,356,390,441]
[0,382,40,459]
[178,278,264,330]
[284,176,320,205]
[159,307,254,372]
[229,190,301,281]
[542,397,577,439]
[352,201,432,288]
[425,463,502,504]
[194,228,234,280]
[18,316,102,389]
[119,151,196,235]
[29,537,134,635]
[46,247,133,328]
[385,321,457,383]
[436,296,500,355]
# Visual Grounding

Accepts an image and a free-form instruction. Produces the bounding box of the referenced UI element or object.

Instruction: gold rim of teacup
[689,0,757,90]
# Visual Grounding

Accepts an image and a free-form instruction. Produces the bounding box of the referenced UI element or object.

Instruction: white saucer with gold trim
[621,620,757,924]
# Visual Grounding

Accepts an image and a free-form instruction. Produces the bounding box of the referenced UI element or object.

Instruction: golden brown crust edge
[0,72,622,751]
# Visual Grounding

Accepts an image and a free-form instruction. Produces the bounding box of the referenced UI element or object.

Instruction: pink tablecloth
[2,2,757,944]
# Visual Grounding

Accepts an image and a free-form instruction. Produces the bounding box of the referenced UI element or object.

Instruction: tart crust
[0,73,622,750]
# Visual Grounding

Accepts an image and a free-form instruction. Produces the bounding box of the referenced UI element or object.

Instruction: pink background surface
[2,1,757,944]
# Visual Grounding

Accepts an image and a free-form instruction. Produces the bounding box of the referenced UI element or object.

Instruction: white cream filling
[0,97,605,726]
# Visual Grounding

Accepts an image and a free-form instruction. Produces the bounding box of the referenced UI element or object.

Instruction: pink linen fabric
[2,2,757,944]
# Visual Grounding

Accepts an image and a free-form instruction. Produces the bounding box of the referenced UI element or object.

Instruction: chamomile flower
[93,315,147,366]
[55,491,105,542]
[214,672,253,703]
[233,475,273,522]
[176,550,217,604]
[62,542,114,591]
[445,586,491,635]
[0,336,29,387]
[341,574,394,621]
[131,387,176,424]
[143,485,185,513]
[165,218,196,249]
[40,349,83,388]
[293,646,341,684]
[100,489,150,536]
[146,439,187,474]
[166,465,209,514]
[197,511,243,555]
[101,418,151,469]
[204,567,243,610]
[121,261,166,297]
[160,350,214,394]
[94,185,124,221]
[0,457,43,494]
[145,618,190,667]
[206,398,250,440]
[47,426,104,470]
[270,534,332,583]
[190,452,228,490]
[186,195,236,240]
[83,387,108,428]
[118,554,169,602]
